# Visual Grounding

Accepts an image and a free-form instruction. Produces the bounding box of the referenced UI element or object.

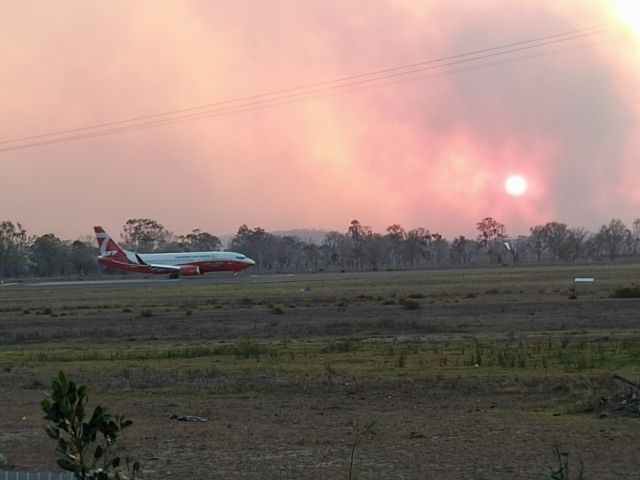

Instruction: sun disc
[612,0,640,35]
[505,175,527,196]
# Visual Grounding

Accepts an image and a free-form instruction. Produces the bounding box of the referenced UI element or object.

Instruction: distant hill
[219,228,329,248]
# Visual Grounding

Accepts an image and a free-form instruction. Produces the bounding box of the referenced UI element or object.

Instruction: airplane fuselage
[98,250,255,275]
[94,226,255,276]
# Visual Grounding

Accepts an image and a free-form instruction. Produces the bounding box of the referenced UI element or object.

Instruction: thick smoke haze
[1,0,638,240]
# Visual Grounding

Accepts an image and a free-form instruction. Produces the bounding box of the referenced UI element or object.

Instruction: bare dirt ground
[2,372,640,479]
[1,266,640,479]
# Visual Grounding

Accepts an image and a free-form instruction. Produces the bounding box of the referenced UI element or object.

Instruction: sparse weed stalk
[348,419,376,480]
[474,339,483,366]
[550,444,584,480]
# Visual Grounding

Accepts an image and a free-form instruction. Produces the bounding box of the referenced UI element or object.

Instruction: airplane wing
[135,254,181,273]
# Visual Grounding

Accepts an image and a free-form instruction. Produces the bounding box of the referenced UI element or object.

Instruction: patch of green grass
[322,339,359,353]
[3,332,640,383]
[233,341,271,359]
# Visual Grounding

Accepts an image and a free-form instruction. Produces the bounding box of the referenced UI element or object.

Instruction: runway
[0,270,424,289]
[1,272,324,289]
[21,275,296,288]
[28,278,183,287]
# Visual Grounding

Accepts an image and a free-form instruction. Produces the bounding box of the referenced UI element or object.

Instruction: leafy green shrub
[407,293,425,299]
[401,299,420,310]
[324,340,359,353]
[41,371,140,479]
[381,300,395,305]
[139,309,152,318]
[234,341,269,359]
[357,294,373,300]
[336,300,349,312]
[611,285,640,298]
[42,307,53,315]
[271,306,284,315]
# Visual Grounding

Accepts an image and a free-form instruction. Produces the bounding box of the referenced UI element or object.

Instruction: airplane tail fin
[94,226,130,263]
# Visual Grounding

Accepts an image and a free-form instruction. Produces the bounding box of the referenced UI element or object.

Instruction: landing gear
[169,273,179,279]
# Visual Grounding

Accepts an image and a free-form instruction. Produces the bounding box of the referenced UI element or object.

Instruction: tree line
[1,216,639,278]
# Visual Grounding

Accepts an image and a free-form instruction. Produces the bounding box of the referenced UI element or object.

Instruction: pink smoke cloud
[1,0,638,240]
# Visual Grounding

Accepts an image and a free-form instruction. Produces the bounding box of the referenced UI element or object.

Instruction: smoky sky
[1,0,638,240]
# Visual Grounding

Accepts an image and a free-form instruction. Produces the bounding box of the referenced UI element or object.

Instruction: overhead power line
[1,39,605,151]
[0,24,616,153]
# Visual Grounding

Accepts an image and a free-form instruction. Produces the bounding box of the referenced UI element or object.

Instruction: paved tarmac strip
[2,274,302,289]
[28,278,183,287]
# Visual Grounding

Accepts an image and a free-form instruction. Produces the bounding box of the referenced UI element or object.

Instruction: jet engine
[179,265,201,276]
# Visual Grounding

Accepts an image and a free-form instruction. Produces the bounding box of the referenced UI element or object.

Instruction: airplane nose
[246,258,256,265]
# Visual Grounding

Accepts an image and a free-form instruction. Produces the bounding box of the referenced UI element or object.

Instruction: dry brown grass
[1,266,640,478]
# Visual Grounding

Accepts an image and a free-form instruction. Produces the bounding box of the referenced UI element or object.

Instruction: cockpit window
[235,255,246,260]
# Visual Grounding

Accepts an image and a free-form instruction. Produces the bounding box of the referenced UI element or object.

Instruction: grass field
[1,265,639,478]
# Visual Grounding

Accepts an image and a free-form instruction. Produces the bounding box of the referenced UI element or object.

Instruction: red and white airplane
[94,226,255,277]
